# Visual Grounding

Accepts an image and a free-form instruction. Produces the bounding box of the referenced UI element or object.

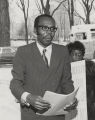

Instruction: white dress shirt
[36,42,52,66]
[21,42,52,105]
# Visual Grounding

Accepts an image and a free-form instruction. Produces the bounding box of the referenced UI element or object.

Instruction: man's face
[35,17,57,47]
[71,50,83,62]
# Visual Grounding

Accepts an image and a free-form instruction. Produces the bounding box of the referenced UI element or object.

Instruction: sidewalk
[0,66,21,120]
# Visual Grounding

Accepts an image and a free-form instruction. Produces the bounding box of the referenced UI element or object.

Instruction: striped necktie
[42,49,48,67]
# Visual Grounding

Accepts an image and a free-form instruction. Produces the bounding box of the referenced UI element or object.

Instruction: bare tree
[16,0,29,44]
[0,0,10,46]
[35,0,50,15]
[74,9,86,23]
[40,0,50,15]
[67,0,74,28]
[62,0,95,25]
[51,0,67,16]
[79,0,95,24]
[35,0,67,16]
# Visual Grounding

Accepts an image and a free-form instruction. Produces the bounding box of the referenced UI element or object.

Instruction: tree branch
[35,0,42,14]
[51,0,66,16]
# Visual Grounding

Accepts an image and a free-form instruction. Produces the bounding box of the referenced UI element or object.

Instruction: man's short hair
[34,14,55,28]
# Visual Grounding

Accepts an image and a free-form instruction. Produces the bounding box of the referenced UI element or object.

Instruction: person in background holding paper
[67,41,95,120]
[10,14,77,120]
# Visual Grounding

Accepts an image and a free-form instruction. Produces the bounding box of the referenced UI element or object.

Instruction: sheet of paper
[65,60,88,120]
[37,88,78,116]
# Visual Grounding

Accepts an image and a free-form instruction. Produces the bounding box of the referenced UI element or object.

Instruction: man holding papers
[37,88,78,116]
[10,14,77,120]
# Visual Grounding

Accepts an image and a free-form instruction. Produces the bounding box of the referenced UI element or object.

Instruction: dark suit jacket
[10,42,74,120]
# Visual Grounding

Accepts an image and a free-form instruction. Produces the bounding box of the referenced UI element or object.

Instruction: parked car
[0,47,17,65]
[69,24,95,59]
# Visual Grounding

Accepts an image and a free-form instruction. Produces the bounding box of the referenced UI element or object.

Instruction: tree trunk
[70,0,74,27]
[86,12,90,24]
[68,0,74,28]
[0,0,10,46]
[40,0,50,15]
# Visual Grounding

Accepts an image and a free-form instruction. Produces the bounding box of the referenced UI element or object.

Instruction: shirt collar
[36,41,52,55]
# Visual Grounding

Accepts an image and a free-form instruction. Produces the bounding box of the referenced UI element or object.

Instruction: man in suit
[10,14,76,120]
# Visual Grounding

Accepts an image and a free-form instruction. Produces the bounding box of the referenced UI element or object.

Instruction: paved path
[0,66,20,120]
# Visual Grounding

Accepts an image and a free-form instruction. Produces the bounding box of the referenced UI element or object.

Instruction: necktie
[42,49,48,67]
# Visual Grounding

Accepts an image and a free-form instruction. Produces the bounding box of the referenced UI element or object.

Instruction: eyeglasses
[38,25,57,32]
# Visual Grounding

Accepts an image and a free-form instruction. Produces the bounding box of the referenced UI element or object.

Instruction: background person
[10,14,76,120]
[67,41,95,120]
[67,41,85,62]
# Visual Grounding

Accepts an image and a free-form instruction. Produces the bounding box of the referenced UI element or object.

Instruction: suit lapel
[42,43,61,83]
[50,44,60,70]
[32,42,61,70]
[31,42,49,70]
[29,43,61,79]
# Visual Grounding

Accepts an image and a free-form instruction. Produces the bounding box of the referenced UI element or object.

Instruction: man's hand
[26,94,51,111]
[64,98,78,112]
